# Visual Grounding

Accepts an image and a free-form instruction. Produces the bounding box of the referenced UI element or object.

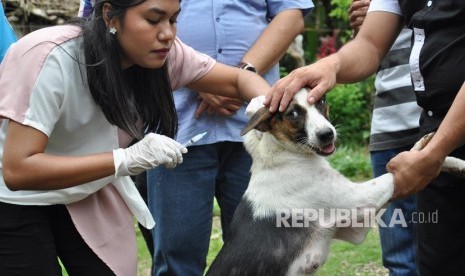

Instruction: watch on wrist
[237,61,257,73]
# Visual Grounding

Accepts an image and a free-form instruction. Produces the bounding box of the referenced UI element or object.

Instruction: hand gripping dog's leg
[410,132,465,177]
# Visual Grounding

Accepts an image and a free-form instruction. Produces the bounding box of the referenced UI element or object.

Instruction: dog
[206,88,465,275]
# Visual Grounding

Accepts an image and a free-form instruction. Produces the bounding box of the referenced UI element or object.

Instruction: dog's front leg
[411,132,465,177]
[330,173,394,213]
[327,173,394,244]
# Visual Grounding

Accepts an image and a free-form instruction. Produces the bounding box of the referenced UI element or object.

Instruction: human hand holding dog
[264,56,339,113]
[113,133,187,176]
[387,149,443,200]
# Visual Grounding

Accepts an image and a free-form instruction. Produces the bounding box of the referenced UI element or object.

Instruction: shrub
[326,77,374,146]
[328,145,372,180]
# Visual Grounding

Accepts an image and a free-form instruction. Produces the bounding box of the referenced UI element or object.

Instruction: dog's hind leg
[286,230,332,275]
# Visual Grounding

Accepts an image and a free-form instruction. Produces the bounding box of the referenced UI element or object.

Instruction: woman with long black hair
[0,0,271,274]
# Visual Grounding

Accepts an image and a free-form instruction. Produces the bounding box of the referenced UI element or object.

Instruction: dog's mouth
[315,142,336,156]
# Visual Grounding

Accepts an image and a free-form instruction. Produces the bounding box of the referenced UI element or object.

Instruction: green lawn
[318,228,387,275]
[136,225,152,276]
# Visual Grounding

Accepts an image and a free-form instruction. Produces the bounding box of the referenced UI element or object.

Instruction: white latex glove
[113,133,188,176]
[245,95,266,119]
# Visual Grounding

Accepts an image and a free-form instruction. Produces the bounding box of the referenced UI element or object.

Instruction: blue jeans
[147,142,251,276]
[371,146,418,276]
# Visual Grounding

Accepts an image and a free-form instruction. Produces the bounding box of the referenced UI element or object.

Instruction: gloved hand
[113,133,188,177]
[245,95,266,119]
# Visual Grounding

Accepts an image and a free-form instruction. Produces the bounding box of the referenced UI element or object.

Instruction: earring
[109,27,117,35]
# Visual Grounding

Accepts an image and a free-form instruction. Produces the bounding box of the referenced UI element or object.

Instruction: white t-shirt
[369,0,402,14]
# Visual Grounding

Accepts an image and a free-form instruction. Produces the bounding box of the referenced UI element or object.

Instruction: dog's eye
[285,109,300,120]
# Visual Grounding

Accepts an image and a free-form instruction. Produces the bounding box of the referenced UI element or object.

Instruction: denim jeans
[371,146,418,276]
[147,142,251,276]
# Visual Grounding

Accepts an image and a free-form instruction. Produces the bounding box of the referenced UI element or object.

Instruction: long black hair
[78,0,178,139]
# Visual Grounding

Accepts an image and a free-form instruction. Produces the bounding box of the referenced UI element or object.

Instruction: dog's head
[241,89,336,156]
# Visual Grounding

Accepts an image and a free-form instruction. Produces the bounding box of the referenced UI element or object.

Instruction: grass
[318,229,387,275]
[136,226,152,276]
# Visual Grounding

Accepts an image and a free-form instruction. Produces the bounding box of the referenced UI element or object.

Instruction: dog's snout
[316,127,334,143]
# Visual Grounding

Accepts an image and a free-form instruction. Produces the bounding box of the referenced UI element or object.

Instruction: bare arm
[187,62,271,102]
[196,8,305,116]
[242,9,306,74]
[264,11,403,112]
[388,82,465,199]
[2,121,115,190]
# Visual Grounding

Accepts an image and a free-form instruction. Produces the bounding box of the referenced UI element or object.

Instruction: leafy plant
[326,77,374,146]
[328,145,372,180]
[328,0,353,44]
[328,0,351,23]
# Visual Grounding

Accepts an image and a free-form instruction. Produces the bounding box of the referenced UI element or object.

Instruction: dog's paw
[245,95,266,119]
[411,132,435,151]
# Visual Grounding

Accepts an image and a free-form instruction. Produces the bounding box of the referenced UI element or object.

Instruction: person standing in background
[0,0,16,128]
[78,0,95,18]
[349,0,420,275]
[147,1,313,275]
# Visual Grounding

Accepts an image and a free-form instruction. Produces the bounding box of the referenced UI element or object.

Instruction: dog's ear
[240,107,273,136]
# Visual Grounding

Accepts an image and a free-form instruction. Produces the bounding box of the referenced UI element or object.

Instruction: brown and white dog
[206,88,465,275]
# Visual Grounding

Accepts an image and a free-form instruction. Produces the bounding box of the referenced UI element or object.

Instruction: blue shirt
[174,0,313,145]
[0,1,17,62]
[77,0,94,17]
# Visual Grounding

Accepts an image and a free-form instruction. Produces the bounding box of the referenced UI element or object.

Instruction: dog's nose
[316,127,334,143]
